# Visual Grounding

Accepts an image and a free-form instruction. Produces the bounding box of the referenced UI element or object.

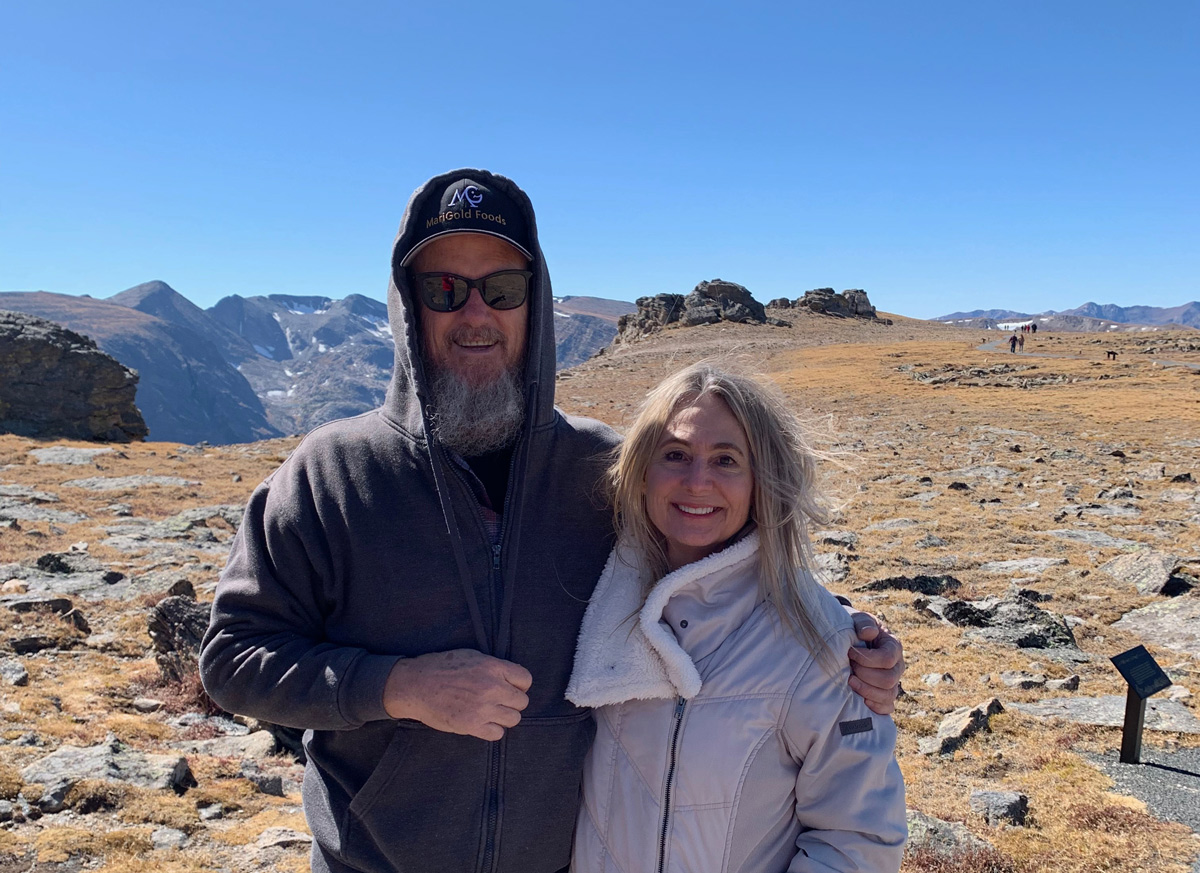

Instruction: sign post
[1109,645,1172,764]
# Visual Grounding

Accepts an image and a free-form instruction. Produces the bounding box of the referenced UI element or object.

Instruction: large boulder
[0,310,147,441]
[791,288,885,322]
[616,279,781,342]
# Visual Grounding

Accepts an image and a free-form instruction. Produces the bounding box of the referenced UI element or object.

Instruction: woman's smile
[644,393,754,572]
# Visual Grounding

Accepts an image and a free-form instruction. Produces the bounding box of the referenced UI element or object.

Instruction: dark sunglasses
[410,270,532,312]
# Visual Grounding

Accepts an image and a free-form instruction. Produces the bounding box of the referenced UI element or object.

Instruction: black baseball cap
[398,177,533,267]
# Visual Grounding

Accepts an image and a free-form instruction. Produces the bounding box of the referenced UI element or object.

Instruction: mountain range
[0,283,633,443]
[936,301,1200,331]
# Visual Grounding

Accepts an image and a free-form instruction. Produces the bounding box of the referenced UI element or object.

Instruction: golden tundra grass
[0,324,1196,871]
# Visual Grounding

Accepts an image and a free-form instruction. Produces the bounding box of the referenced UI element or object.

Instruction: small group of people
[200,169,908,873]
[1008,331,1025,352]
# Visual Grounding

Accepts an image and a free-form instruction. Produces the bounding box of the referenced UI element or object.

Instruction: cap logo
[448,185,484,208]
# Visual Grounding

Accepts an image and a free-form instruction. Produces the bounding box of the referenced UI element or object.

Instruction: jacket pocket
[340,721,491,872]
[496,710,596,872]
[344,722,415,823]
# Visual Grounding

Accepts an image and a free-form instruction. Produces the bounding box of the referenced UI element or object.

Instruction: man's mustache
[449,327,506,347]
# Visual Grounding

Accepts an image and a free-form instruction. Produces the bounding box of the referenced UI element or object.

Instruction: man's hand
[383,649,532,741]
[847,612,905,716]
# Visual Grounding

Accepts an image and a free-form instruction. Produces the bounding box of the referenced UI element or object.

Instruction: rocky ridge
[614,279,792,343]
[0,311,147,442]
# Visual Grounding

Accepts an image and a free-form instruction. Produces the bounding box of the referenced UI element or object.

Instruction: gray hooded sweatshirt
[200,169,620,873]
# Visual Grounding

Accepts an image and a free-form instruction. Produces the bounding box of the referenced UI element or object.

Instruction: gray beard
[426,365,526,457]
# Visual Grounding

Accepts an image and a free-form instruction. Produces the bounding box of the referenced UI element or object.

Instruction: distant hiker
[1107,350,1118,360]
[199,168,906,873]
[1009,333,1018,353]
[1031,323,1038,334]
[1018,333,1025,351]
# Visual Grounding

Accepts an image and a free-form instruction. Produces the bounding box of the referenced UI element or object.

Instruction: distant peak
[117,280,179,297]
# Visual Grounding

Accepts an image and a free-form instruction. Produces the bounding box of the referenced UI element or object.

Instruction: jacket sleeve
[199,469,398,731]
[781,628,907,873]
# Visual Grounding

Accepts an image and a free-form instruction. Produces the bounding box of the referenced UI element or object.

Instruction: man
[200,169,904,873]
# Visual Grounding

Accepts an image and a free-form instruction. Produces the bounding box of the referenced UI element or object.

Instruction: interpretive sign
[1111,646,1171,700]
[1110,645,1172,764]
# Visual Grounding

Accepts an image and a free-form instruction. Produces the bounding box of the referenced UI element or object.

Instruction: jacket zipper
[657,696,687,873]
[479,445,522,873]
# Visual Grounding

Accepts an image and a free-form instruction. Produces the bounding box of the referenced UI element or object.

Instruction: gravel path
[1086,747,1200,871]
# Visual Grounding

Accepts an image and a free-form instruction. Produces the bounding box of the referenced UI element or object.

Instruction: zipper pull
[674,697,686,719]
[492,544,501,570]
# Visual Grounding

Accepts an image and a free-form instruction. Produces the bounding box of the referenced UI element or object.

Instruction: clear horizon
[3,2,1196,321]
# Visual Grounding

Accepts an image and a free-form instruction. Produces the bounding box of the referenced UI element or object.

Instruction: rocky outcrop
[615,279,789,342]
[770,288,889,322]
[0,290,279,444]
[0,310,147,442]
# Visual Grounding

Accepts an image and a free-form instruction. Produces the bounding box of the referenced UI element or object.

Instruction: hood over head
[383,168,557,441]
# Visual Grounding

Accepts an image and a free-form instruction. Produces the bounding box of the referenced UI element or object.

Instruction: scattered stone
[240,760,285,796]
[29,446,115,465]
[1167,685,1191,701]
[132,698,164,713]
[999,671,1046,690]
[1098,550,1187,596]
[0,657,29,686]
[61,475,199,491]
[0,800,12,823]
[12,635,58,654]
[1011,697,1200,733]
[864,517,920,532]
[947,482,971,491]
[172,730,277,760]
[862,574,960,596]
[20,737,194,811]
[919,698,1004,756]
[62,608,90,633]
[979,557,1067,575]
[1,579,27,594]
[815,530,858,548]
[198,802,225,821]
[152,827,189,850]
[5,595,73,615]
[167,578,196,599]
[970,790,1029,827]
[923,673,955,686]
[1171,473,1194,483]
[916,593,1080,655]
[1112,597,1200,656]
[813,552,850,583]
[147,595,211,683]
[254,827,312,850]
[916,535,948,549]
[1042,529,1140,549]
[1046,675,1080,692]
[905,809,993,856]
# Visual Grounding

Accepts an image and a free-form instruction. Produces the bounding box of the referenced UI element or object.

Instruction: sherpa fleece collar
[566,532,762,708]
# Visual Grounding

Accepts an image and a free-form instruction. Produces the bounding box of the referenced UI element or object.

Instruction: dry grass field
[1,314,1198,871]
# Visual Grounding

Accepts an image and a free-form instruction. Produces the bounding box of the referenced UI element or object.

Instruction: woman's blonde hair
[609,362,841,672]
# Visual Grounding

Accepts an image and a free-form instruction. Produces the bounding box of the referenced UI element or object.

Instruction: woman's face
[644,393,754,572]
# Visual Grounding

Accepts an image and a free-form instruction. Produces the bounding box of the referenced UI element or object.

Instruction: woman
[567,364,906,873]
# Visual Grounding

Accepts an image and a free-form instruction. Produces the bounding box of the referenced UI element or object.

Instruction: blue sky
[3,1,1196,319]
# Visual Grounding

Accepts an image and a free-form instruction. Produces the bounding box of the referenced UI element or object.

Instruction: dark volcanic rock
[0,310,147,441]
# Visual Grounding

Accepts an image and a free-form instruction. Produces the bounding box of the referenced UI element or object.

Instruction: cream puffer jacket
[566,532,906,873]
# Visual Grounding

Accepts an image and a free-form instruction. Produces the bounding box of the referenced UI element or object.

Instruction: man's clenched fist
[383,649,533,741]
